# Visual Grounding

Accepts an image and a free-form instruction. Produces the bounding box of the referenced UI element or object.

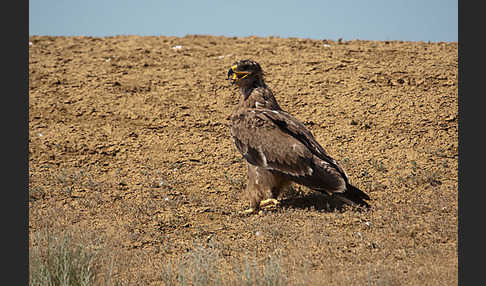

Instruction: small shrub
[160,246,288,286]
[29,230,123,286]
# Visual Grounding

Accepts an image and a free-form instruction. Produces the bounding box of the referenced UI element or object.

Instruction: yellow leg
[240,199,280,215]
[259,198,280,208]
[240,208,257,215]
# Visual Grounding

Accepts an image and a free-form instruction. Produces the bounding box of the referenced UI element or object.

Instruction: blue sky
[29,0,457,42]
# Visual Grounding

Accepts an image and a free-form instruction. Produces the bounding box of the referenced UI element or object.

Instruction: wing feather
[259,109,350,181]
[230,108,347,192]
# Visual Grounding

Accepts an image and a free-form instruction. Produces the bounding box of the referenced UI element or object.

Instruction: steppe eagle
[227,59,370,214]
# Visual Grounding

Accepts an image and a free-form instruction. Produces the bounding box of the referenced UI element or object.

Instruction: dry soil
[29,35,458,285]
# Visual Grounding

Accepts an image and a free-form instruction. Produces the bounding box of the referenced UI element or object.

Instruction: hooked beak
[227,67,236,81]
[227,65,249,83]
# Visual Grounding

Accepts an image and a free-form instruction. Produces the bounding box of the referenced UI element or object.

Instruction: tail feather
[335,184,370,208]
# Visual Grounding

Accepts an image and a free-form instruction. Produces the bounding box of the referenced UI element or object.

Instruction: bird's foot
[240,208,257,215]
[239,199,280,216]
[259,198,280,209]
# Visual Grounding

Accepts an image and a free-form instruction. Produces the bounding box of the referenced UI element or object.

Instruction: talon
[240,208,256,215]
[259,198,280,208]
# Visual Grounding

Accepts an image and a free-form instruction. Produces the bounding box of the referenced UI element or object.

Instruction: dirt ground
[29,35,458,285]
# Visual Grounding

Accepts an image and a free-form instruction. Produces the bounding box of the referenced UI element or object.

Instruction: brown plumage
[228,59,370,213]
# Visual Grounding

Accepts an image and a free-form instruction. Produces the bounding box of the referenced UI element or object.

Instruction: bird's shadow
[278,192,363,213]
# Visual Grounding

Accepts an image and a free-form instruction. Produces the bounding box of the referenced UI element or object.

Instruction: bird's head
[227,59,264,87]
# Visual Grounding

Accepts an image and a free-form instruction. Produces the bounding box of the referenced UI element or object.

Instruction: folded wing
[230,108,348,194]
